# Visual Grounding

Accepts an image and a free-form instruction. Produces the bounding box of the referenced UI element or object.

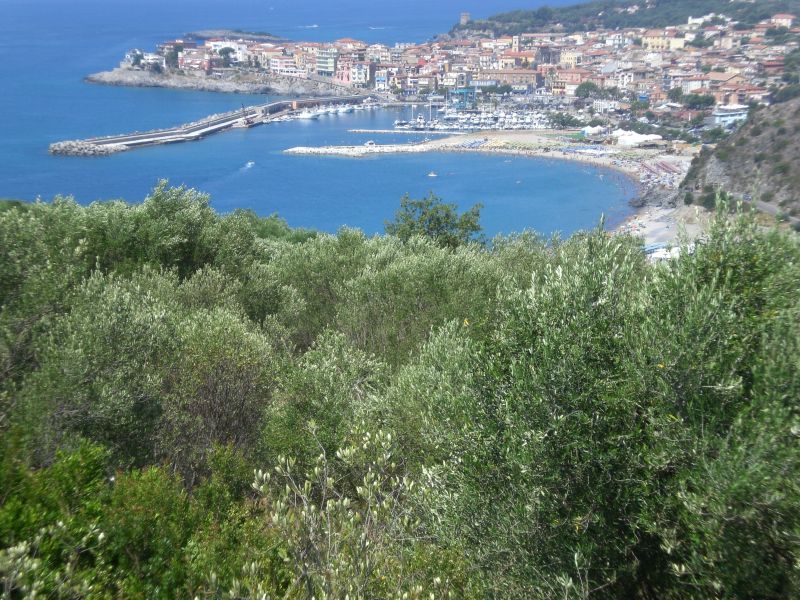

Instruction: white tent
[611,129,663,147]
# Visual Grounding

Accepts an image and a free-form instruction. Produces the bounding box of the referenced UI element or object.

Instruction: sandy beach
[284,130,699,245]
[616,204,710,245]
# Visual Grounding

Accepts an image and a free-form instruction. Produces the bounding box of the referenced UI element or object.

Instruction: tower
[460,12,471,26]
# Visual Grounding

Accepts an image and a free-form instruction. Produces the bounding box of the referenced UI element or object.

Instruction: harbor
[284,129,691,191]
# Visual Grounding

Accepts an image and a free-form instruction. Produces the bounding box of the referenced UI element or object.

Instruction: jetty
[50,95,370,156]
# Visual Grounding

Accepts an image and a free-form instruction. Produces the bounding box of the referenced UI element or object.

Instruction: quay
[49,95,371,156]
[347,129,465,135]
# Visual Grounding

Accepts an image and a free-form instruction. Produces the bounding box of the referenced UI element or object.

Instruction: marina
[392,106,554,132]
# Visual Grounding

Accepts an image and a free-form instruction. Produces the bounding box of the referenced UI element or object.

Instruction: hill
[455,0,800,36]
[681,96,800,220]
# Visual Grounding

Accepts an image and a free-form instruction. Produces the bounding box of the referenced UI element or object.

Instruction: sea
[0,0,638,237]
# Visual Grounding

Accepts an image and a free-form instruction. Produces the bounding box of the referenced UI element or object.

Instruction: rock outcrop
[86,68,356,97]
[49,141,126,156]
[680,96,800,218]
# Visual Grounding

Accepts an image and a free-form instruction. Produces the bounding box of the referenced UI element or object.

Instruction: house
[350,62,375,88]
[682,75,711,94]
[712,104,749,127]
[178,48,214,72]
[641,29,685,51]
[560,50,583,68]
[770,14,796,28]
[270,55,304,77]
[477,69,539,87]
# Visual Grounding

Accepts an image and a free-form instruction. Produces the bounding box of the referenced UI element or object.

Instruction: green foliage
[263,331,386,471]
[254,425,479,597]
[774,84,800,104]
[667,87,683,102]
[683,93,716,110]
[1,186,800,598]
[385,192,483,249]
[550,111,584,128]
[160,307,281,484]
[16,269,182,466]
[0,199,27,213]
[575,81,600,99]
[456,0,800,35]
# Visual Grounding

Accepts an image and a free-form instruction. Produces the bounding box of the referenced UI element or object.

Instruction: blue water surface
[0,0,636,237]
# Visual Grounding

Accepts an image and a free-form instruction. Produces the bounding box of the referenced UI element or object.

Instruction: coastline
[284,130,695,244]
[86,68,357,97]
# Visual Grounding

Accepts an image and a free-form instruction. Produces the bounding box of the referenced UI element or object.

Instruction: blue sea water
[0,0,636,236]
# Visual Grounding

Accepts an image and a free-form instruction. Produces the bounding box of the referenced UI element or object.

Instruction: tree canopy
[1,184,799,598]
[384,192,484,248]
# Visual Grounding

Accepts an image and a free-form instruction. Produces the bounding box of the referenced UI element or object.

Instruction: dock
[50,95,370,156]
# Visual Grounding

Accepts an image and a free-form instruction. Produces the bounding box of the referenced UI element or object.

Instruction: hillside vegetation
[455,0,800,35]
[1,184,799,598]
[682,96,800,217]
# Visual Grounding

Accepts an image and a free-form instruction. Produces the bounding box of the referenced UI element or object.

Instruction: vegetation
[1,182,799,598]
[385,192,483,248]
[454,0,800,35]
[0,199,26,214]
[682,93,716,110]
[681,95,800,215]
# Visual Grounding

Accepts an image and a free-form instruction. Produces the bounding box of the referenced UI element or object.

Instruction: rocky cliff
[86,68,357,97]
[681,97,800,219]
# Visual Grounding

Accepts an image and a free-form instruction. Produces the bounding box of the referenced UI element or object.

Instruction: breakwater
[50,95,369,156]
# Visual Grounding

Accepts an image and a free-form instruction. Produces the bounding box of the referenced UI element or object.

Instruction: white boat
[295,109,318,120]
[427,171,438,177]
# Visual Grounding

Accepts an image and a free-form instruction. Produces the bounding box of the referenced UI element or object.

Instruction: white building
[316,47,338,76]
[712,104,749,127]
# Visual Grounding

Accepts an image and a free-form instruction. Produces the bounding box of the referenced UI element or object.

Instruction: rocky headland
[186,29,286,43]
[86,68,358,97]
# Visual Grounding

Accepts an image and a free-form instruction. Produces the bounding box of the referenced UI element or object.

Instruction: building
[592,99,620,113]
[770,14,796,28]
[441,71,469,88]
[270,55,304,76]
[560,50,583,68]
[477,69,539,86]
[641,30,685,51]
[178,48,213,72]
[712,104,749,127]
[350,62,375,87]
[316,47,338,76]
[460,12,471,26]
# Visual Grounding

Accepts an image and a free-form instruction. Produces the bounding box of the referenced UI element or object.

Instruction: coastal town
[63,7,800,244]
[116,10,798,129]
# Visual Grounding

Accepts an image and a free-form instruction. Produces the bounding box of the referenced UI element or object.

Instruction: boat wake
[241,161,255,171]
[299,24,319,29]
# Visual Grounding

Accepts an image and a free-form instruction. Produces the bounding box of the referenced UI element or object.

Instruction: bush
[2,187,800,598]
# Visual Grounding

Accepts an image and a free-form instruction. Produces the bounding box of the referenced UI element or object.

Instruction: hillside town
[122,11,799,125]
